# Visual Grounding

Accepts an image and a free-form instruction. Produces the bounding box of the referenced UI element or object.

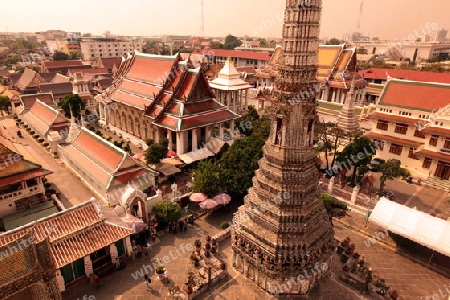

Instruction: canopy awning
[370,198,450,257]
[150,163,181,176]
[179,148,215,164]
[205,137,226,154]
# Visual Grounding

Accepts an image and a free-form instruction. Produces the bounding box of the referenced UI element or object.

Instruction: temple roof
[370,111,424,125]
[209,58,253,91]
[0,199,133,269]
[359,68,450,84]
[15,68,46,91]
[194,49,271,61]
[365,131,423,147]
[100,52,239,132]
[19,93,56,111]
[60,127,157,192]
[21,100,68,137]
[38,82,73,96]
[42,59,84,69]
[379,79,450,112]
[0,144,52,189]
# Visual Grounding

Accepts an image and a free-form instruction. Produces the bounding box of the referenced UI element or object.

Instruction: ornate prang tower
[231,0,335,296]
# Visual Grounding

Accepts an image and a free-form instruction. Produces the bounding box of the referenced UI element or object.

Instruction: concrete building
[194,49,271,70]
[366,79,450,187]
[80,38,143,62]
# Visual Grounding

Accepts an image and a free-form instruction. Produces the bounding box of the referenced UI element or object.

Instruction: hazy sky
[3,0,449,40]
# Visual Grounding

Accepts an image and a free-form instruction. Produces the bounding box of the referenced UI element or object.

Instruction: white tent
[370,198,450,257]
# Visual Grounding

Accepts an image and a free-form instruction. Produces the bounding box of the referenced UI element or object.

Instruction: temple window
[275,118,283,145]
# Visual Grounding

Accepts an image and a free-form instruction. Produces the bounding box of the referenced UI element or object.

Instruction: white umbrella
[214,193,231,205]
[199,199,219,210]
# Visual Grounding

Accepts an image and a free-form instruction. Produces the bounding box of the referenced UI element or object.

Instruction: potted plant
[211,246,216,254]
[155,266,166,280]
[205,235,211,242]
[190,253,200,267]
[204,250,210,258]
[219,261,226,270]
[211,238,217,247]
[194,239,202,254]
[205,242,211,250]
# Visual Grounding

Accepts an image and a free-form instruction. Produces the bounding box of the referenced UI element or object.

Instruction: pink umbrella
[133,152,144,160]
[124,216,145,234]
[214,193,231,205]
[190,193,208,202]
[199,199,219,210]
[167,150,177,158]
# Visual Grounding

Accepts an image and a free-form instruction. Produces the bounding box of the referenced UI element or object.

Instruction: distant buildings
[80,38,143,61]
[194,49,271,70]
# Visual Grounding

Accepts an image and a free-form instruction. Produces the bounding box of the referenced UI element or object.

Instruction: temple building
[366,79,450,188]
[58,126,158,219]
[209,57,252,114]
[0,142,52,220]
[21,100,70,142]
[95,52,239,156]
[0,199,133,300]
[17,93,57,115]
[231,0,335,296]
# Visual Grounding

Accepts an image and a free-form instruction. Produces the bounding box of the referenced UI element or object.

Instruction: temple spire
[337,75,361,133]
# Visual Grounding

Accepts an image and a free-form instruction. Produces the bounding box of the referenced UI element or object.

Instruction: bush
[95,130,102,136]
[155,266,165,274]
[151,201,182,223]
[33,134,39,139]
[44,182,52,189]
[24,124,28,128]
[26,127,31,131]
[90,126,95,131]
[220,221,230,230]
[43,142,49,147]
[30,130,35,135]
[38,138,44,143]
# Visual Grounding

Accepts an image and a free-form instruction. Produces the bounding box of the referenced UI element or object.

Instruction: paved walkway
[1,116,95,207]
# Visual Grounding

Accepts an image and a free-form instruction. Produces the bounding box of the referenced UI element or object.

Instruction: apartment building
[80,38,143,61]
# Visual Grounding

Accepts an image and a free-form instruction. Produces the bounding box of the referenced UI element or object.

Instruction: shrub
[95,130,102,136]
[24,124,28,128]
[38,138,44,143]
[30,130,35,135]
[13,116,18,120]
[26,127,31,131]
[194,239,202,247]
[33,134,39,139]
[43,142,49,147]
[89,126,95,131]
[44,182,52,189]
[220,221,230,230]
[151,201,182,223]
[155,266,165,274]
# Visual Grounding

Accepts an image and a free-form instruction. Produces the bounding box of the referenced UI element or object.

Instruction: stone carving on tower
[231,0,335,296]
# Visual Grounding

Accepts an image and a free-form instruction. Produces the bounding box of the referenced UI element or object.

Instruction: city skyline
[3,0,450,41]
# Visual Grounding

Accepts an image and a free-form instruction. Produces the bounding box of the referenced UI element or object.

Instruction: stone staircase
[423,176,450,191]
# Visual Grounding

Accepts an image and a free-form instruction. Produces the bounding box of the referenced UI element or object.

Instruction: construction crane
[356,0,364,30]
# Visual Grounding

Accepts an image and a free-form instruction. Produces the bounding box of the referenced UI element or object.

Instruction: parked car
[368,158,386,172]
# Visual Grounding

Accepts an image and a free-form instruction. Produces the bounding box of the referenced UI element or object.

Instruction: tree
[58,94,85,118]
[0,95,11,113]
[145,140,169,165]
[325,38,342,45]
[357,48,368,54]
[336,136,376,186]
[69,52,80,60]
[223,35,242,50]
[53,51,69,61]
[236,105,259,136]
[218,117,270,195]
[192,160,221,197]
[315,121,345,170]
[379,160,410,192]
[152,201,182,223]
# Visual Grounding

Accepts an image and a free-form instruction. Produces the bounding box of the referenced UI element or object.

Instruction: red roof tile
[194,49,271,61]
[119,79,162,98]
[126,54,178,84]
[379,80,450,112]
[415,149,450,163]
[365,132,423,147]
[68,68,109,75]
[422,126,450,137]
[42,60,84,68]
[100,57,123,69]
[72,129,124,172]
[20,93,55,110]
[359,68,450,84]
[110,90,153,108]
[370,112,423,125]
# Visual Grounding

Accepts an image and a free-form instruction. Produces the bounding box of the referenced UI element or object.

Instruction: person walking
[144,274,152,291]
[94,274,101,289]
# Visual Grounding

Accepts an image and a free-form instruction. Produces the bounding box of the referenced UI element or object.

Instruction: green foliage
[155,266,165,274]
[218,117,269,195]
[146,139,154,146]
[151,201,182,223]
[356,48,368,54]
[30,130,35,134]
[237,105,259,136]
[95,130,102,136]
[223,34,242,50]
[220,221,230,230]
[145,139,168,164]
[320,192,347,211]
[325,38,342,45]
[43,142,49,147]
[192,160,221,198]
[194,239,202,247]
[0,95,11,112]
[33,134,39,139]
[6,55,20,65]
[53,51,70,61]
[38,138,44,143]
[379,159,410,191]
[337,136,375,186]
[58,94,85,118]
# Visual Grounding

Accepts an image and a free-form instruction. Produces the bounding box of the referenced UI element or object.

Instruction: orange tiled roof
[359,68,450,84]
[422,126,450,137]
[370,112,424,125]
[415,149,450,163]
[0,200,133,269]
[42,60,84,68]
[365,131,423,147]
[22,100,67,137]
[379,79,450,112]
[20,93,56,110]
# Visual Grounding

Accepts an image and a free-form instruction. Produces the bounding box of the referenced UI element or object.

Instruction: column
[192,128,198,150]
[167,131,173,150]
[245,89,248,108]
[227,93,232,110]
[176,131,185,155]
[84,255,93,279]
[205,126,212,141]
[125,236,133,256]
[219,124,224,140]
[331,89,336,102]
[233,91,237,113]
[110,243,119,265]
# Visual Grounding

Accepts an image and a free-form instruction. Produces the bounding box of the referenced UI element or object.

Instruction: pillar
[56,270,65,292]
[233,91,237,113]
[125,236,133,256]
[176,131,186,155]
[192,128,198,150]
[167,130,173,150]
[110,243,119,265]
[245,89,249,108]
[219,124,224,140]
[84,255,93,278]
[205,126,212,142]
[331,89,336,102]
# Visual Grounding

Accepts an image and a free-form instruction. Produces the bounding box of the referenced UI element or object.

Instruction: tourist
[178,220,184,232]
[329,213,334,227]
[144,274,152,291]
[136,245,143,259]
[94,274,101,289]
[184,219,188,231]
[173,222,177,234]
